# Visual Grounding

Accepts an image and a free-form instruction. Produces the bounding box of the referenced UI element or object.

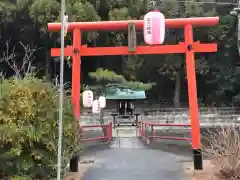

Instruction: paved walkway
[82,137,186,180]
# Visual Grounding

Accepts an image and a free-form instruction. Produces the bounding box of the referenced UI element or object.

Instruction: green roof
[105,87,146,100]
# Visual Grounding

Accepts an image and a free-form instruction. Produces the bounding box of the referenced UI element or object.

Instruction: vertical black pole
[70,155,79,172]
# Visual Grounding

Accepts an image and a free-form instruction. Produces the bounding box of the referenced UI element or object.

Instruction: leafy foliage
[89,68,125,84]
[89,68,154,93]
[0,75,81,179]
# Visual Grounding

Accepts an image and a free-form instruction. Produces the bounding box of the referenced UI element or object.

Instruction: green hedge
[0,75,81,179]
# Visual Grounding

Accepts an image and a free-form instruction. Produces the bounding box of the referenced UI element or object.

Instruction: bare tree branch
[0,40,17,73]
[0,71,5,80]
[55,75,59,86]
[0,41,41,77]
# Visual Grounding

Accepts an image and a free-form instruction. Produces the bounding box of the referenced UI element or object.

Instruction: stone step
[112,127,139,137]
[110,137,146,149]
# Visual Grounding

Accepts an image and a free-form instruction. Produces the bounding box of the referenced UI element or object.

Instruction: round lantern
[92,99,100,114]
[143,11,165,45]
[98,96,106,109]
[82,90,93,107]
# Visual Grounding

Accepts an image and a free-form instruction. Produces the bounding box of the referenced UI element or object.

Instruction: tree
[88,68,154,137]
[88,68,154,95]
[156,0,216,107]
[0,0,101,79]
[0,41,80,179]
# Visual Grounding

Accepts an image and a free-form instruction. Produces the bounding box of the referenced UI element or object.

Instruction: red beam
[81,124,109,128]
[48,17,219,32]
[148,136,191,141]
[143,123,191,127]
[51,46,72,57]
[80,45,185,56]
[80,137,106,142]
[51,43,217,57]
[193,43,217,52]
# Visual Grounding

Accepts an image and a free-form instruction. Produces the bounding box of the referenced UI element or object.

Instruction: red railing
[80,122,112,142]
[139,122,191,144]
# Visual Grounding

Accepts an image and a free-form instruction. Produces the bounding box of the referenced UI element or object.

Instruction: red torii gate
[48,16,219,170]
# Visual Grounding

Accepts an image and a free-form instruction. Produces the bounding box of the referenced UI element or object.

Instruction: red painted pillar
[72,28,81,120]
[70,28,81,173]
[184,24,203,170]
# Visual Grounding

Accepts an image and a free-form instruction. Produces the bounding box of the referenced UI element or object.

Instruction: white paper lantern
[143,11,165,45]
[82,90,93,107]
[92,99,100,114]
[99,96,106,108]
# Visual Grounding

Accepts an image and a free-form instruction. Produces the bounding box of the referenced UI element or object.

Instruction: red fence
[139,122,191,144]
[80,122,112,142]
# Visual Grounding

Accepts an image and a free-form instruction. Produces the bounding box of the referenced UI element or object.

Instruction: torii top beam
[48,17,219,32]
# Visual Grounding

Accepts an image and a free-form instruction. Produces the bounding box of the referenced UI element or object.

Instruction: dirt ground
[63,158,95,180]
[183,160,219,180]
[63,163,91,180]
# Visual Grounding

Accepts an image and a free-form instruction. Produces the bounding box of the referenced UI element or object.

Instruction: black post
[70,155,79,172]
[134,113,140,127]
[193,149,203,170]
[111,113,118,128]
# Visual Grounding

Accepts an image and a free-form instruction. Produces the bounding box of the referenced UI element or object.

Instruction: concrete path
[82,137,186,180]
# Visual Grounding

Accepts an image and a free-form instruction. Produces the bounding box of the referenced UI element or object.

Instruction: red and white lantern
[143,11,165,45]
[92,99,100,114]
[82,90,93,107]
[98,96,106,109]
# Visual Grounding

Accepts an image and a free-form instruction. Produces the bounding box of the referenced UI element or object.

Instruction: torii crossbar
[48,16,219,171]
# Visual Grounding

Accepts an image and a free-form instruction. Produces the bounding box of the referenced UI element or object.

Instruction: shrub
[0,74,81,179]
[203,127,240,179]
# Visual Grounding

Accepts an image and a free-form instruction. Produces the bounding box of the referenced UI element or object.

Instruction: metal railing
[139,122,191,144]
[80,122,112,143]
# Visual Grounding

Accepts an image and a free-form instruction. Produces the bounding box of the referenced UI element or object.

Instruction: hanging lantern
[143,11,165,45]
[92,99,100,114]
[99,96,106,108]
[82,90,93,107]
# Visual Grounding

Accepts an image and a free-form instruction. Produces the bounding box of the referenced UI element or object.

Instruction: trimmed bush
[0,75,81,179]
